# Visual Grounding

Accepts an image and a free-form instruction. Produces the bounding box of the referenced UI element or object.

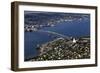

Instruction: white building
[73,38,76,43]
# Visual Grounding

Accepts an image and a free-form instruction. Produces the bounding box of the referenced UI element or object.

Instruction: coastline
[25,36,90,61]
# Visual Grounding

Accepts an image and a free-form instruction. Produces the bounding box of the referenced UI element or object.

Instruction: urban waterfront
[24,11,90,61]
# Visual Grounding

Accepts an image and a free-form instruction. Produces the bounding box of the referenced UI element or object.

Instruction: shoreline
[25,36,90,61]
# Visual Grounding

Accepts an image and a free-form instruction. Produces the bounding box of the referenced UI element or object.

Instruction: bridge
[38,30,71,40]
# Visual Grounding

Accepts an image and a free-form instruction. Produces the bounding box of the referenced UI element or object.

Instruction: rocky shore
[26,37,90,61]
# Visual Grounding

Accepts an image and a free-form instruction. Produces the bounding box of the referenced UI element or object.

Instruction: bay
[24,19,90,60]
